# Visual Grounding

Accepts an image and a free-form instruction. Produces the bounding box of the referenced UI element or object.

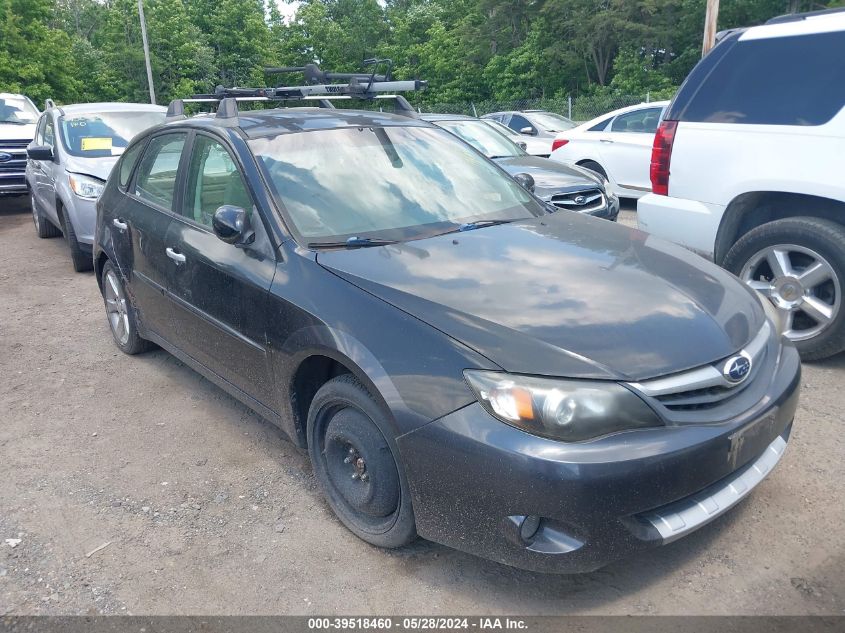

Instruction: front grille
[628,322,772,413]
[0,139,30,149]
[550,188,604,212]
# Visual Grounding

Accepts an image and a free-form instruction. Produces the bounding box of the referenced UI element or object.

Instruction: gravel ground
[0,197,843,616]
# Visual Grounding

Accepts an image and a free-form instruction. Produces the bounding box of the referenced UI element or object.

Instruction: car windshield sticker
[81,137,113,152]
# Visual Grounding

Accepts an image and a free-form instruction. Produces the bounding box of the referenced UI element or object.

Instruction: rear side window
[133,133,186,210]
[611,107,663,133]
[508,114,530,132]
[681,31,845,126]
[118,141,146,189]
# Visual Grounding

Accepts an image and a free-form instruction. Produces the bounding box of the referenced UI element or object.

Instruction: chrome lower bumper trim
[640,434,787,543]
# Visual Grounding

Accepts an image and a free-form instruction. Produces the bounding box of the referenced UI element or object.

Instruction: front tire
[63,212,93,272]
[101,261,151,355]
[31,194,61,239]
[307,374,417,549]
[724,217,845,360]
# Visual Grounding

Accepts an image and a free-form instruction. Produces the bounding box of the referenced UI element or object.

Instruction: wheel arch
[715,192,845,265]
[282,330,406,449]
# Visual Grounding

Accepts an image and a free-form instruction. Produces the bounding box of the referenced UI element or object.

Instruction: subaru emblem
[574,195,586,205]
[723,353,752,384]
[0,152,12,163]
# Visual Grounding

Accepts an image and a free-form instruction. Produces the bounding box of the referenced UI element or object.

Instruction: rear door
[122,132,187,339]
[597,106,663,194]
[163,132,277,405]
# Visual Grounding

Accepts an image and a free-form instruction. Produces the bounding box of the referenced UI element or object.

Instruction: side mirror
[27,145,54,161]
[517,141,527,151]
[513,172,535,193]
[212,205,255,246]
[519,126,536,136]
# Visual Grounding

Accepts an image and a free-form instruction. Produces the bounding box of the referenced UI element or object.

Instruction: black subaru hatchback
[94,101,800,573]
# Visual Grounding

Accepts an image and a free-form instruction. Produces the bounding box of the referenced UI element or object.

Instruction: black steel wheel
[307,374,417,548]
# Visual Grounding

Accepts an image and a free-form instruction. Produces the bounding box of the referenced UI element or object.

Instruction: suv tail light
[649,120,677,196]
[551,139,569,152]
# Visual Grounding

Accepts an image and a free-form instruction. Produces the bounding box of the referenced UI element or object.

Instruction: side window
[509,114,531,132]
[610,108,663,133]
[681,31,845,126]
[118,141,146,190]
[33,116,47,144]
[133,133,187,210]
[588,116,613,132]
[43,117,56,147]
[182,135,252,229]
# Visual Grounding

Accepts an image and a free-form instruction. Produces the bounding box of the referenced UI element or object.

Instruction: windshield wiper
[453,219,516,233]
[308,236,399,249]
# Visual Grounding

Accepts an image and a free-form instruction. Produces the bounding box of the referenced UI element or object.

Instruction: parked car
[94,100,799,573]
[548,101,670,199]
[481,117,551,157]
[26,102,167,271]
[638,8,845,360]
[0,93,39,198]
[422,114,618,220]
[482,110,577,150]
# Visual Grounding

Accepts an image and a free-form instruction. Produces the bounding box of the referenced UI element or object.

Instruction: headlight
[68,173,105,199]
[464,370,663,442]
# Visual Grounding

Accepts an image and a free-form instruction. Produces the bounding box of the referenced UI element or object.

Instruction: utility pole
[138,0,156,104]
[702,0,720,56]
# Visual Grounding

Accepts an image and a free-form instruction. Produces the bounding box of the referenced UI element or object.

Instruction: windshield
[434,119,524,159]
[250,125,543,243]
[59,111,165,158]
[0,96,38,125]
[527,112,576,132]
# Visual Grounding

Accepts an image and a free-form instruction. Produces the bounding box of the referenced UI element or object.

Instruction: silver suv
[0,93,39,197]
[26,102,166,271]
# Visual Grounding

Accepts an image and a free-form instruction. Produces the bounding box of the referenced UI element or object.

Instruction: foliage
[0,0,840,108]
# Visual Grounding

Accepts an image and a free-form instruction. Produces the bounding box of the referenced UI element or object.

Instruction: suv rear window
[679,31,845,126]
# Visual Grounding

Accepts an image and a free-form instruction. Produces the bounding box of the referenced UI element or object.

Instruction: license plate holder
[727,409,779,470]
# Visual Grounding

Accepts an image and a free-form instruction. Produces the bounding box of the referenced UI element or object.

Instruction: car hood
[493,155,603,197]
[316,213,765,381]
[0,123,35,142]
[63,154,119,181]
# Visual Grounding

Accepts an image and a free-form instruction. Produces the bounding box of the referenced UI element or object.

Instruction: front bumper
[0,174,28,195]
[396,344,800,573]
[63,194,98,245]
[637,193,725,257]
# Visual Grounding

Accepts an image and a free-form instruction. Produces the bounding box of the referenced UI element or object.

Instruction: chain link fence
[415,94,661,123]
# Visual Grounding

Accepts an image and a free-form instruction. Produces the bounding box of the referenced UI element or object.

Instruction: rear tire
[62,211,93,272]
[578,160,608,180]
[31,194,61,238]
[724,217,845,360]
[101,260,152,355]
[307,374,417,549]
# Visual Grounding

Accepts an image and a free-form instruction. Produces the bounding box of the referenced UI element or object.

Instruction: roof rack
[169,59,426,121]
[765,6,845,24]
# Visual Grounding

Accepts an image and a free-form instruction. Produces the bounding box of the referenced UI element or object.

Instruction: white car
[638,8,845,360]
[481,118,552,156]
[548,101,670,199]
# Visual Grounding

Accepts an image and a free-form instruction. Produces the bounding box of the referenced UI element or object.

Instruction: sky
[275,1,300,22]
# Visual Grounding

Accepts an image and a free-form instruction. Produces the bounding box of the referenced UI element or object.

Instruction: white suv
[638,9,845,360]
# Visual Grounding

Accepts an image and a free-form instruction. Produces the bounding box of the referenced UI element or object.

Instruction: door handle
[112,218,128,231]
[166,247,186,264]
[600,138,614,143]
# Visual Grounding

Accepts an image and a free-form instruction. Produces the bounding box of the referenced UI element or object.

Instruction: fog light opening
[519,515,542,543]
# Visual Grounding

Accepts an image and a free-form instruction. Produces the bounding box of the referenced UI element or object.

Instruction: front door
[122,132,188,339]
[164,133,276,405]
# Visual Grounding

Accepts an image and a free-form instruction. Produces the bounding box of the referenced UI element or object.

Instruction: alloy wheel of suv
[725,217,845,360]
[740,244,841,343]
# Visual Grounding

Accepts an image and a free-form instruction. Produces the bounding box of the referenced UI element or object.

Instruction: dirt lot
[0,198,843,616]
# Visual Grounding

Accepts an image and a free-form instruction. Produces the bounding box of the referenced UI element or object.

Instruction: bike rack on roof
[166,59,426,122]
